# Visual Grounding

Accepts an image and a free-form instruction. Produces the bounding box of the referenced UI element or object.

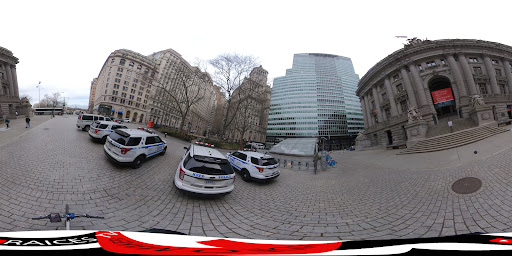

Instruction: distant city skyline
[3,0,512,108]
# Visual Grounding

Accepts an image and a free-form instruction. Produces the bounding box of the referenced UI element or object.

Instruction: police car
[104,128,167,169]
[88,121,128,143]
[174,142,235,195]
[226,150,280,182]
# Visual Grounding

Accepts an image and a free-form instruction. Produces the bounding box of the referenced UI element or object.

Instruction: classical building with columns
[356,39,512,149]
[0,46,26,119]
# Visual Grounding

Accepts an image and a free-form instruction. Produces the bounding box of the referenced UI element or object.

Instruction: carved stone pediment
[381,99,390,108]
[497,75,508,85]
[394,89,408,102]
[473,74,490,84]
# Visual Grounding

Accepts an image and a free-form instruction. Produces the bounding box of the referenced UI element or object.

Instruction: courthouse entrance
[429,76,456,117]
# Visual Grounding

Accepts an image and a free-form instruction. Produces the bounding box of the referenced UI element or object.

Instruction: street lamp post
[36,81,42,106]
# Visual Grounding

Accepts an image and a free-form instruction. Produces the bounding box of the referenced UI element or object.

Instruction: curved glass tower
[266,53,364,150]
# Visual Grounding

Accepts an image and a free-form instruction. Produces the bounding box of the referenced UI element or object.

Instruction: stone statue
[470,95,485,108]
[407,106,422,123]
[355,131,367,141]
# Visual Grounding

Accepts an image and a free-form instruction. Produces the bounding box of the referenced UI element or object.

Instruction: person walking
[5,118,10,129]
[313,150,320,173]
[25,116,31,128]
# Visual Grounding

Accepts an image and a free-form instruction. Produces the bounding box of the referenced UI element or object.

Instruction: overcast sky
[3,0,512,108]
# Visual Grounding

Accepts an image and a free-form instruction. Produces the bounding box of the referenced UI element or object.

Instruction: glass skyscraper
[266,53,365,150]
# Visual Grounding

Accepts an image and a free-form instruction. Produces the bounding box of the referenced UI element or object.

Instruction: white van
[77,113,112,131]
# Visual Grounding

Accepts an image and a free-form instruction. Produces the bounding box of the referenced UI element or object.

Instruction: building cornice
[0,46,19,64]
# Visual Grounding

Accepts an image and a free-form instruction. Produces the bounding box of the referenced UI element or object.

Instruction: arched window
[119,59,126,66]
[129,62,134,67]
[144,68,149,75]
[111,58,115,64]
[137,65,142,71]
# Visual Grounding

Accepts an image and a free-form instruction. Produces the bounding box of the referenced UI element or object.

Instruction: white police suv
[104,128,167,169]
[88,121,128,143]
[77,113,113,131]
[226,150,280,182]
[174,142,235,195]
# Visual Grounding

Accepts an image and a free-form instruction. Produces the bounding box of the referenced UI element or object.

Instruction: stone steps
[426,116,478,138]
[398,125,509,154]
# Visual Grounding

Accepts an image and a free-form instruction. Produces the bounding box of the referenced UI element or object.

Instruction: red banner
[431,88,454,104]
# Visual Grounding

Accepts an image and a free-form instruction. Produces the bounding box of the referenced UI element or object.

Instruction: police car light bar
[137,127,154,133]
[195,142,214,148]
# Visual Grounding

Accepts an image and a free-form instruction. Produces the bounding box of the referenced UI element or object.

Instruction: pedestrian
[313,150,320,172]
[25,116,30,128]
[15,111,18,116]
[5,118,10,129]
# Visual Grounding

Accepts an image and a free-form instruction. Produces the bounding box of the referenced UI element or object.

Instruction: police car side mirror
[184,147,188,151]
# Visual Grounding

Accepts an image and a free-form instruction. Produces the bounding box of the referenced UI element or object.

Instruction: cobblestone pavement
[2,116,512,241]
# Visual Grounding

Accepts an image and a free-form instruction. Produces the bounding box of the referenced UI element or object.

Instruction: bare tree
[209,53,259,137]
[149,62,207,133]
[33,92,61,107]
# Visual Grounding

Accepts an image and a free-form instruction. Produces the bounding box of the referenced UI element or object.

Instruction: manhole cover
[43,128,49,130]
[452,177,482,194]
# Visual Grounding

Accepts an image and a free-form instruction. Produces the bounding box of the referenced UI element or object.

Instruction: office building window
[469,57,478,63]
[473,67,483,74]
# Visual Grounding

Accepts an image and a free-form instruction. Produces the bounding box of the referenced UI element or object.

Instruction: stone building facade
[88,78,97,113]
[147,49,217,135]
[356,39,512,149]
[226,66,270,143]
[92,49,158,123]
[0,46,30,119]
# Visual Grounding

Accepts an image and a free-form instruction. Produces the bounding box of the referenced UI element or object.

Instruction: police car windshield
[109,131,141,146]
[186,156,234,175]
[261,157,277,166]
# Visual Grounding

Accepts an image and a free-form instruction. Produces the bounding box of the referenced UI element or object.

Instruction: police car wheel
[101,136,108,143]
[241,169,251,182]
[132,155,145,169]
[160,147,167,156]
[84,125,90,132]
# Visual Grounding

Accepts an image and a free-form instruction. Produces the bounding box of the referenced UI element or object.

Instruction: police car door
[145,136,157,155]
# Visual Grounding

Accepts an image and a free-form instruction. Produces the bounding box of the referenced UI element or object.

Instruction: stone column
[446,54,467,96]
[11,66,19,97]
[483,55,500,94]
[400,67,418,108]
[384,77,398,116]
[364,95,374,127]
[457,54,477,95]
[372,87,383,122]
[502,59,512,94]
[5,64,14,97]
[408,64,429,107]
[360,98,368,129]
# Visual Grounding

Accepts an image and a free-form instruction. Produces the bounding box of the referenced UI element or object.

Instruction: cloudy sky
[3,0,512,108]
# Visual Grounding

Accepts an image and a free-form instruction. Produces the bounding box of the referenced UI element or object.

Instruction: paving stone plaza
[2,115,512,241]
